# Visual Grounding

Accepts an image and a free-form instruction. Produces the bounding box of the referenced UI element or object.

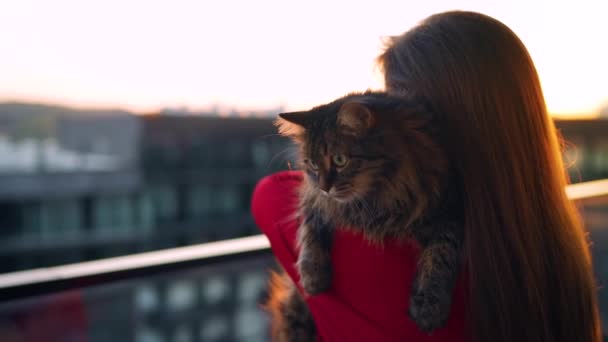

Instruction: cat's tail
[263,271,317,342]
[264,271,292,340]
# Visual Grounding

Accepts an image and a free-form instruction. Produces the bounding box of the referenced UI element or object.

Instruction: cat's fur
[268,91,463,340]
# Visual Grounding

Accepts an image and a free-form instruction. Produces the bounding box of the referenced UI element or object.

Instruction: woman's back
[378,10,601,342]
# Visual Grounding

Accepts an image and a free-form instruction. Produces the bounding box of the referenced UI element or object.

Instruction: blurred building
[0,114,291,273]
[0,113,606,273]
[555,118,608,182]
[0,112,606,341]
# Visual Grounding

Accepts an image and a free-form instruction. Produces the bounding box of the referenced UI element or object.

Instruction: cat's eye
[306,159,319,170]
[332,154,349,167]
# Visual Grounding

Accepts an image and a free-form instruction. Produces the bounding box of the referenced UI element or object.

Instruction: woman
[252,10,601,342]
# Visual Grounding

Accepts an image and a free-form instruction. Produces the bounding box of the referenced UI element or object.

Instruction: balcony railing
[0,235,271,301]
[0,179,606,342]
[0,236,274,342]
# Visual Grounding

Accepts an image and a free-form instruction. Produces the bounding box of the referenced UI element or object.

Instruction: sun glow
[0,0,606,117]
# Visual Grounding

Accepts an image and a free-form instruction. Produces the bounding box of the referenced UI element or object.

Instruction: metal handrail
[0,178,606,301]
[0,235,271,301]
[566,179,608,201]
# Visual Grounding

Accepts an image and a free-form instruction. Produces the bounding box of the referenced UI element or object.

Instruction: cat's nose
[319,177,332,193]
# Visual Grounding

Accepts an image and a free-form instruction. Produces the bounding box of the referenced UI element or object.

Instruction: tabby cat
[269,91,463,340]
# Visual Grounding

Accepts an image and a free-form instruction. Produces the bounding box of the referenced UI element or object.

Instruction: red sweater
[252,171,470,342]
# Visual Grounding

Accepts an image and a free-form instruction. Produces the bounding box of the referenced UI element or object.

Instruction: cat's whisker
[268,148,295,169]
[352,190,374,220]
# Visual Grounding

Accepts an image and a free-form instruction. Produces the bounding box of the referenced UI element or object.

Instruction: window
[251,141,269,169]
[93,195,134,234]
[39,199,82,238]
[149,185,178,222]
[187,185,211,218]
[591,140,608,177]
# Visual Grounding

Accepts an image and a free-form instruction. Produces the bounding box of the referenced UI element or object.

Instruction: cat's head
[276,91,447,211]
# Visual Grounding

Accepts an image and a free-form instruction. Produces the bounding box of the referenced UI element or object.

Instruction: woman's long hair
[377,11,601,342]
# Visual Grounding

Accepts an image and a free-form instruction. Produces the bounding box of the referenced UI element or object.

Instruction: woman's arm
[251,171,303,287]
[251,171,469,342]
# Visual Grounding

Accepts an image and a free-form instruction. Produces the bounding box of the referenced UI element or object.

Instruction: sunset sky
[0,0,606,117]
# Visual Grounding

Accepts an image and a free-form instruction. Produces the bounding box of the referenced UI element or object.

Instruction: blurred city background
[0,1,607,341]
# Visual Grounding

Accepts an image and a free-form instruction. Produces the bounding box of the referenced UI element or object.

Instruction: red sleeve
[251,171,303,290]
[252,171,470,342]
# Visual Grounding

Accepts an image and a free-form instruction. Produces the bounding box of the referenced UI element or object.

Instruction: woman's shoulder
[252,171,302,201]
[251,170,302,233]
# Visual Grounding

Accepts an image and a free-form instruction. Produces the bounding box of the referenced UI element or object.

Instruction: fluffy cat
[269,91,463,340]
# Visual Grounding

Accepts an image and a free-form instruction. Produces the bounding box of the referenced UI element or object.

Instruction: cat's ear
[275,111,309,138]
[278,111,313,126]
[337,102,375,136]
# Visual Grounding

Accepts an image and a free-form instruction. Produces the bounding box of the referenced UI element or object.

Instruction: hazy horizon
[1,0,606,118]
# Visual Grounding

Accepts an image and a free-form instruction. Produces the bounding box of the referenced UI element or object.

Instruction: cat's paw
[297,257,332,295]
[408,286,451,333]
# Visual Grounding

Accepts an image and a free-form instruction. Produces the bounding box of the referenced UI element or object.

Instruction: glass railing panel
[0,179,606,340]
[0,252,275,342]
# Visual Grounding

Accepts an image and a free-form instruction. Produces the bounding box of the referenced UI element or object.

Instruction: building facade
[0,114,292,273]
